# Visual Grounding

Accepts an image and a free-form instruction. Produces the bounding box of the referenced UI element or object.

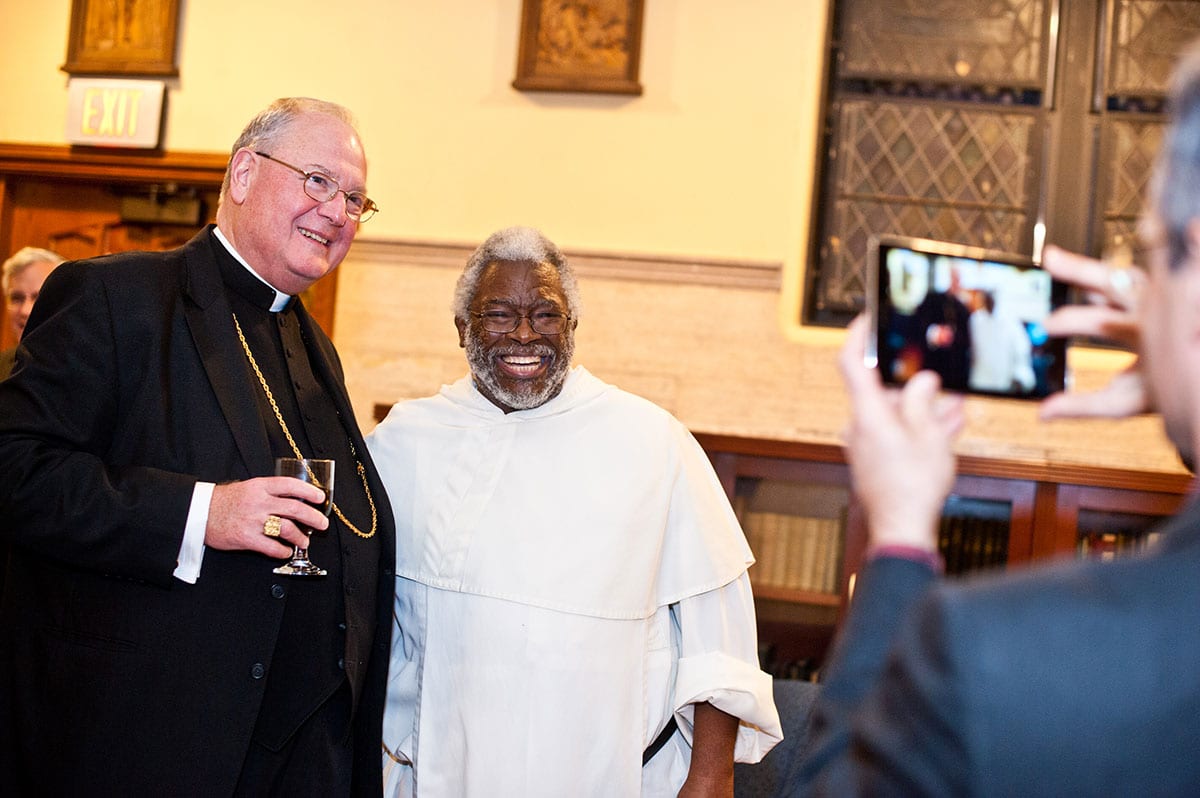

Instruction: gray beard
[465,332,575,410]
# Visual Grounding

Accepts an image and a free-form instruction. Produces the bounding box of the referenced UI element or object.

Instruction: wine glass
[272,457,334,577]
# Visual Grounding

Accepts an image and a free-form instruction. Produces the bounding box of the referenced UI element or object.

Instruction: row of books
[742,511,844,594]
[743,507,1012,588]
[938,515,1009,576]
[744,505,1161,592]
[1078,528,1162,561]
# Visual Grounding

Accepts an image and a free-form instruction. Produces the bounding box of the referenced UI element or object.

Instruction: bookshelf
[694,432,1194,674]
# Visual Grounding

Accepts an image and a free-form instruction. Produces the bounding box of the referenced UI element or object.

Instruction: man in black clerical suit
[0,97,395,796]
[910,263,972,392]
[789,42,1200,797]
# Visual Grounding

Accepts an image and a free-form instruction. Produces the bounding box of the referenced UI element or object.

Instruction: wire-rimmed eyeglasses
[469,309,571,335]
[254,151,379,222]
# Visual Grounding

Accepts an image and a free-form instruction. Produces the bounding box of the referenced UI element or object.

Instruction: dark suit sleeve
[849,587,975,796]
[789,556,970,796]
[0,261,194,584]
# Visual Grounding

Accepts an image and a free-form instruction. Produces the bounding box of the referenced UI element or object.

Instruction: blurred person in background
[0,246,63,379]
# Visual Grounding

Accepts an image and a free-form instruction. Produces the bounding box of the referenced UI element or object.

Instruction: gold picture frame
[513,0,645,95]
[62,0,181,77]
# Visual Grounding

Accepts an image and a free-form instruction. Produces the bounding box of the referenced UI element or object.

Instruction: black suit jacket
[0,228,395,796]
[791,498,1200,797]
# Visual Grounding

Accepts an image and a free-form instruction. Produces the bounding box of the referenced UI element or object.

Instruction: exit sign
[65,78,165,149]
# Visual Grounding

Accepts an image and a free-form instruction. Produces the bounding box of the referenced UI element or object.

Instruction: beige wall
[1,1,822,261]
[0,1,1185,474]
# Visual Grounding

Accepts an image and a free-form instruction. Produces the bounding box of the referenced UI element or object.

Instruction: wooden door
[0,144,339,350]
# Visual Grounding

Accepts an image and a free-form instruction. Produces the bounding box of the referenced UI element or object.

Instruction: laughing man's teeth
[500,355,545,375]
[300,229,330,245]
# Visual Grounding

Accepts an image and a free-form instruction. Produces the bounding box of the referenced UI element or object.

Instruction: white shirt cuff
[174,482,212,584]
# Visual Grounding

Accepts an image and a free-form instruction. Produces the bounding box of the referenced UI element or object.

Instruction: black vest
[216,247,377,749]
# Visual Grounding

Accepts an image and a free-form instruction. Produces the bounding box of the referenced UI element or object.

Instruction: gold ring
[263,515,283,538]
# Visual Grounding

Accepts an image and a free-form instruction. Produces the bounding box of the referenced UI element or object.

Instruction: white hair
[451,226,582,319]
[2,247,64,291]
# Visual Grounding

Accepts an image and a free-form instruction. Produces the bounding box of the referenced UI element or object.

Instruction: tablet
[865,235,1068,398]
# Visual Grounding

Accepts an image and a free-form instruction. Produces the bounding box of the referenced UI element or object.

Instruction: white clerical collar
[212,226,292,312]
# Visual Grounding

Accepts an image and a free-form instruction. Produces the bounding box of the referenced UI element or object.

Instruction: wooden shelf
[694,431,1195,670]
[751,583,841,607]
[0,143,228,186]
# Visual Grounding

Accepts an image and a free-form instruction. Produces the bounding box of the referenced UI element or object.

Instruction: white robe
[968,307,1036,393]
[368,367,782,797]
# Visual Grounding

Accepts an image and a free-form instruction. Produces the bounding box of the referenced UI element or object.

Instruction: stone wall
[334,239,1187,478]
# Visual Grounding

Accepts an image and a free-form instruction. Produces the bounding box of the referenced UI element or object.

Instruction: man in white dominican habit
[368,226,781,796]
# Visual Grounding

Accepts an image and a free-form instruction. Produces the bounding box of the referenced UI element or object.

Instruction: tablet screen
[866,235,1068,399]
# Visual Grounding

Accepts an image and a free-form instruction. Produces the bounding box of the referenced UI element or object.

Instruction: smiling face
[455,259,577,413]
[218,112,366,295]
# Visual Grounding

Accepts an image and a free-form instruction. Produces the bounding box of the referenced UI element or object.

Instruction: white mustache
[492,344,555,358]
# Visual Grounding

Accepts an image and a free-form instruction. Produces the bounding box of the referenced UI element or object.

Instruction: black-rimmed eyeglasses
[469,309,571,335]
[254,151,379,222]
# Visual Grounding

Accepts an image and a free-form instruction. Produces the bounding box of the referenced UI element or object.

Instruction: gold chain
[232,312,377,539]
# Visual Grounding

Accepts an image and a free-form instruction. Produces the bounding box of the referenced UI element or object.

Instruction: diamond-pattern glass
[840,0,1047,85]
[806,0,1189,325]
[813,100,1039,314]
[1110,1,1200,96]
[1096,3,1197,264]
[1097,117,1165,260]
[1102,118,1163,220]
[1101,218,1143,263]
